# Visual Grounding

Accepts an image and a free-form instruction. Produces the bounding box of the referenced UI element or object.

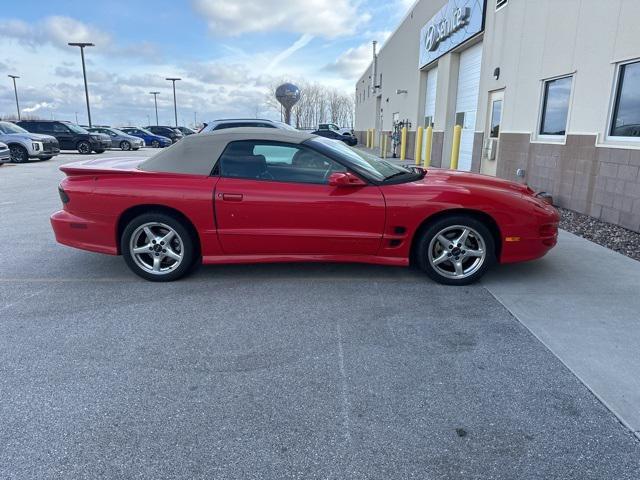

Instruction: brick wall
[497,133,640,232]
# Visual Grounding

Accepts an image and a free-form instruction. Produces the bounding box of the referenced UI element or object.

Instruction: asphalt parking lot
[1,151,639,479]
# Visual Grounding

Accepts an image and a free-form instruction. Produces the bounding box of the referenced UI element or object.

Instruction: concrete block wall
[497,133,640,232]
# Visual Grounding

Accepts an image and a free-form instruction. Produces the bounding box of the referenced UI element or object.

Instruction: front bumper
[0,148,10,164]
[31,140,60,158]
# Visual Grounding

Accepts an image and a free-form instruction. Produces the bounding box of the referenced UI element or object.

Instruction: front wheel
[120,141,131,151]
[121,212,195,282]
[151,140,160,148]
[10,145,29,163]
[417,215,495,285]
[93,149,105,154]
[77,141,91,154]
[40,156,53,161]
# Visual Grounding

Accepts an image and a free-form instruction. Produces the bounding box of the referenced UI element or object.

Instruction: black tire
[77,141,91,154]
[120,141,131,151]
[40,156,53,161]
[151,140,160,148]
[121,212,196,282]
[93,149,106,154]
[9,144,29,163]
[416,214,495,286]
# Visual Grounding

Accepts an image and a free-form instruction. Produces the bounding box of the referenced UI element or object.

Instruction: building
[355,0,640,232]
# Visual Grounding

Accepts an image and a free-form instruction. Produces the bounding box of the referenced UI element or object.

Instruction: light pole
[68,42,94,127]
[165,77,181,127]
[8,75,20,120]
[149,91,160,126]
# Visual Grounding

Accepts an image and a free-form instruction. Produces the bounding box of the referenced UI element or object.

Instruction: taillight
[58,186,69,204]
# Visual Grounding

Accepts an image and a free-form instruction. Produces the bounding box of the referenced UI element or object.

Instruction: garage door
[422,67,438,159]
[455,42,483,171]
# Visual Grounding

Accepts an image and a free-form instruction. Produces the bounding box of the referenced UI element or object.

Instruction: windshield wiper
[384,171,409,181]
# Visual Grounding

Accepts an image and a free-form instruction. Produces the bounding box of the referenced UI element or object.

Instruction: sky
[0,0,414,127]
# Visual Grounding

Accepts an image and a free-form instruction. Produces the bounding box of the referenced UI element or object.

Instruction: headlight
[32,141,42,151]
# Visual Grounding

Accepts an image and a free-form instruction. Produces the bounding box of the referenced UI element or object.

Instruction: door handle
[221,193,243,202]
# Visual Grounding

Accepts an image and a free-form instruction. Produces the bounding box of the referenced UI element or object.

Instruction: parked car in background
[312,128,357,146]
[119,127,172,148]
[318,123,354,137]
[0,121,60,163]
[16,120,109,154]
[144,126,183,143]
[0,142,10,165]
[199,118,297,133]
[88,127,144,151]
[176,126,196,136]
[51,128,559,284]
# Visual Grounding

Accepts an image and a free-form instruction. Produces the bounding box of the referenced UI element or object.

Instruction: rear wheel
[10,145,29,163]
[417,215,495,285]
[120,141,131,151]
[121,212,195,282]
[77,141,91,154]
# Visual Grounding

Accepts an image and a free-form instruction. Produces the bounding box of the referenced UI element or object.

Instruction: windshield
[136,128,153,135]
[66,123,89,134]
[309,137,411,182]
[0,122,29,134]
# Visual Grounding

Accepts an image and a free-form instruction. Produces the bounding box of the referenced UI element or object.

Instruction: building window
[539,75,573,136]
[610,60,640,138]
[496,0,507,10]
[490,99,502,138]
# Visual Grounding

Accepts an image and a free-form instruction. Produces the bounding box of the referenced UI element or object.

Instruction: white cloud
[22,102,55,113]
[266,34,314,72]
[192,0,370,38]
[324,31,391,81]
[0,16,111,49]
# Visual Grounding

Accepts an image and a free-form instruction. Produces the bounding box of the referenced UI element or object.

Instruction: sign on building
[419,0,485,68]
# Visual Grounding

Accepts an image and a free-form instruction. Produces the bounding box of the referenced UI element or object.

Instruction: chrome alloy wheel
[129,222,184,275]
[428,225,487,280]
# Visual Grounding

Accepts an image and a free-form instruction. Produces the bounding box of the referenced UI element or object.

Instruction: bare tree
[264,80,354,129]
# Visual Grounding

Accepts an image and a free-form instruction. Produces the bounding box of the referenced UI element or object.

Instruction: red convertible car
[51,128,559,285]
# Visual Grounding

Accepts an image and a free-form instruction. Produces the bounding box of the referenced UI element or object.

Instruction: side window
[219,141,346,184]
[52,123,70,133]
[610,60,640,138]
[213,123,243,130]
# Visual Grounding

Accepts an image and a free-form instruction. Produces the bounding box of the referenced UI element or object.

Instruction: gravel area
[559,207,640,261]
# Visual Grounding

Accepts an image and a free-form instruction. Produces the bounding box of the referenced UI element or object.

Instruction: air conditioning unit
[483,138,498,160]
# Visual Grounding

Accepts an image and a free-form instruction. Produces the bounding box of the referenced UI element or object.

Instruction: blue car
[119,127,172,148]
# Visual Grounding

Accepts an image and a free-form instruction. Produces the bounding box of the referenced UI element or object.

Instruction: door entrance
[481,90,504,176]
[454,42,483,171]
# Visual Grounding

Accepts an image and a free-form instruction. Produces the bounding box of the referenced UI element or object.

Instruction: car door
[52,122,74,149]
[213,140,386,256]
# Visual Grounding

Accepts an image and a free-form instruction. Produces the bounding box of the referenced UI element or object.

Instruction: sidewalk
[483,230,640,438]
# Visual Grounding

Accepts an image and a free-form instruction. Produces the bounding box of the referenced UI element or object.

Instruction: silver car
[88,127,144,151]
[0,142,9,165]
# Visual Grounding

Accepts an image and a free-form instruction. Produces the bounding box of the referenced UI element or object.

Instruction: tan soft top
[138,127,316,175]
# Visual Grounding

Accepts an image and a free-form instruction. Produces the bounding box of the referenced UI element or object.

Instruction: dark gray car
[88,127,145,151]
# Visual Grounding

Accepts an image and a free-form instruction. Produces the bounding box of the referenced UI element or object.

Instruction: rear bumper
[50,210,118,255]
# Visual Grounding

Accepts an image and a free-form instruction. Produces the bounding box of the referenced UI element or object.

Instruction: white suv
[199,119,297,133]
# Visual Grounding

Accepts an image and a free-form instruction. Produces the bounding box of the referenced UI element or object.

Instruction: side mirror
[328,172,366,187]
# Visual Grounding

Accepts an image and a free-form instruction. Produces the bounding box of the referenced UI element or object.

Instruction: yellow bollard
[366,129,371,148]
[382,134,388,158]
[400,126,408,161]
[450,124,462,170]
[423,125,433,168]
[414,127,423,166]
[372,129,376,148]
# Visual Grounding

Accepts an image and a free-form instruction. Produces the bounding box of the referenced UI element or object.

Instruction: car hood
[421,168,533,195]
[3,132,58,142]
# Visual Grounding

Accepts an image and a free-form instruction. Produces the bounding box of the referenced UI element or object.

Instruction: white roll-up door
[422,67,438,159]
[455,42,483,171]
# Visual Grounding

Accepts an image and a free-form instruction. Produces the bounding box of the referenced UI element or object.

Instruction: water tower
[275,83,300,125]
